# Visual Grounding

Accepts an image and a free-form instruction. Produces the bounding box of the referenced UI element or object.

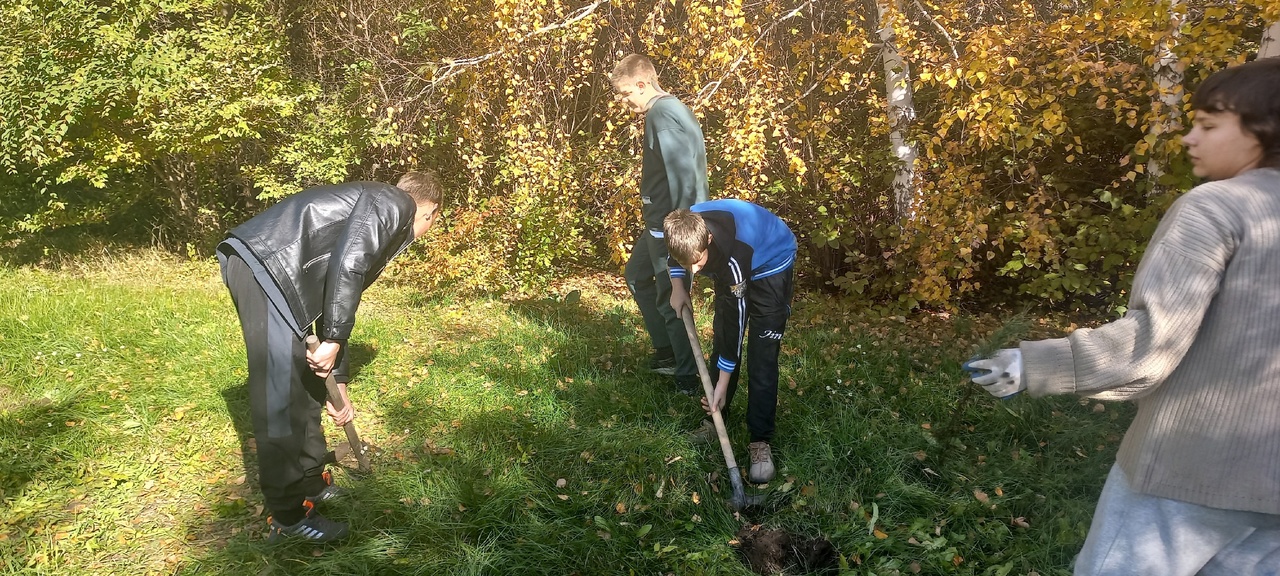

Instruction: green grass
[0,252,1133,575]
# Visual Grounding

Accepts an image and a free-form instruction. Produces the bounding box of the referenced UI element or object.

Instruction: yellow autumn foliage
[2,0,1275,309]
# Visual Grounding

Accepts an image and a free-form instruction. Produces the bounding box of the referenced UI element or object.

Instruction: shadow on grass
[177,409,724,575]
[0,396,81,500]
[175,295,1129,574]
[218,342,381,490]
[0,223,157,268]
[179,292,740,573]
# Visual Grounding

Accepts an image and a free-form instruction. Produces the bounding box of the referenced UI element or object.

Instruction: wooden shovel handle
[305,335,370,472]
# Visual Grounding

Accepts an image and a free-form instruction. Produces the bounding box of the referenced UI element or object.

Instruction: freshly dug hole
[733,524,837,575]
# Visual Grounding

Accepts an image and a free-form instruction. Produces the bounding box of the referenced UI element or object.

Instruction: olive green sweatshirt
[1022,167,1280,514]
[640,95,708,232]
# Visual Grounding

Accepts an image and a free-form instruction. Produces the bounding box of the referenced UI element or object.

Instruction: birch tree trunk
[1261,20,1280,58]
[1145,0,1185,195]
[875,0,919,220]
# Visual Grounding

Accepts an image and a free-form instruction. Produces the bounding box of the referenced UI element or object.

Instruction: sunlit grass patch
[0,254,1131,575]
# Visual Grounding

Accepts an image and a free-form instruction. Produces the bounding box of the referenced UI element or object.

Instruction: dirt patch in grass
[734,524,837,575]
[0,388,51,414]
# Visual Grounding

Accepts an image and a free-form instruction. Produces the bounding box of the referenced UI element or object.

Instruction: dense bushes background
[1,0,1274,311]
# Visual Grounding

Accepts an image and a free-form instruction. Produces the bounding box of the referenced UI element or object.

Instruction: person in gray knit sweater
[966,57,1280,575]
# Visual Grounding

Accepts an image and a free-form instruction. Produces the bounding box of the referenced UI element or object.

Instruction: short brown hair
[396,170,444,206]
[610,54,659,86]
[1192,58,1280,167]
[663,209,710,266]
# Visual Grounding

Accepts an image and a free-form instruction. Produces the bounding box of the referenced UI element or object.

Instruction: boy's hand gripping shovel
[306,335,371,473]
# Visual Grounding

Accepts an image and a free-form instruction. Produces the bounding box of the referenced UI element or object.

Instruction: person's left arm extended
[701,365,734,414]
[699,249,751,412]
[701,281,746,415]
[656,127,702,210]
[968,192,1237,400]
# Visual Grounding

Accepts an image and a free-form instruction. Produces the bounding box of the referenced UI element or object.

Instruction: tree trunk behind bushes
[1261,21,1280,58]
[1145,0,1184,196]
[876,0,918,221]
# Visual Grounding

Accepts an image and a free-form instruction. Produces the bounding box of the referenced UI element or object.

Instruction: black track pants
[711,268,794,443]
[625,230,696,378]
[221,254,329,519]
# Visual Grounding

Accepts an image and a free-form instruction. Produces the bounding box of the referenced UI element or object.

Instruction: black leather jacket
[227,182,417,341]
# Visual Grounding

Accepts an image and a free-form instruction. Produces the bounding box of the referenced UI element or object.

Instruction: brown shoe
[747,442,775,483]
[688,419,717,445]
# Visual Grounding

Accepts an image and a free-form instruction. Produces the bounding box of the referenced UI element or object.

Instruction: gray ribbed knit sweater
[1022,167,1280,514]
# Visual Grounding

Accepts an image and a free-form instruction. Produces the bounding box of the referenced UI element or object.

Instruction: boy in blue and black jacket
[664,199,796,483]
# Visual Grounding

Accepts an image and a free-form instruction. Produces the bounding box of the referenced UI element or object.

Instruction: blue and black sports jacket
[668,199,796,373]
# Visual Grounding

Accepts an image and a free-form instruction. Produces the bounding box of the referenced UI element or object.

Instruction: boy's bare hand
[325,383,354,426]
[699,374,730,415]
[670,291,692,319]
[307,340,341,377]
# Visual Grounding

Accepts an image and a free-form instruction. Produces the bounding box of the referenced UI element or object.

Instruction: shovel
[306,335,371,473]
[680,310,765,510]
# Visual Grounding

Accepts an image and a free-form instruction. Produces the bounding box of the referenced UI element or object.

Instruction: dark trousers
[221,254,329,518]
[711,268,794,443]
[625,231,696,378]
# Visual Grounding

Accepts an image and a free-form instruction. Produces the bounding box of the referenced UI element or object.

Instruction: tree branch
[694,0,813,105]
[912,0,959,61]
[429,0,609,86]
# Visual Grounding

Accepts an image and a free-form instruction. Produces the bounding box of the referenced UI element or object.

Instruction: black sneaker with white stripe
[266,501,349,543]
[648,350,676,376]
[304,469,347,506]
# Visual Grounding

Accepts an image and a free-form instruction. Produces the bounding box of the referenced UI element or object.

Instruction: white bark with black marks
[1261,21,1280,59]
[1145,0,1185,195]
[876,0,918,220]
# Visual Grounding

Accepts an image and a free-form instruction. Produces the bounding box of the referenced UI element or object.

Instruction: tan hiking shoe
[688,419,717,445]
[748,442,775,483]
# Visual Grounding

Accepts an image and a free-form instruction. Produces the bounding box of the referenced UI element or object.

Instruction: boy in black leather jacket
[217,171,442,542]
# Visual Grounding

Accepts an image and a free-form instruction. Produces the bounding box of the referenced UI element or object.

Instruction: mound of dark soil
[733,524,837,575]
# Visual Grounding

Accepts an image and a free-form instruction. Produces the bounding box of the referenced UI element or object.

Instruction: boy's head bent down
[396,170,445,239]
[609,54,664,115]
[1184,58,1280,181]
[664,209,711,271]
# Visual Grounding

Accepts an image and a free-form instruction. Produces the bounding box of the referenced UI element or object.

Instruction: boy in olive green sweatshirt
[609,54,708,395]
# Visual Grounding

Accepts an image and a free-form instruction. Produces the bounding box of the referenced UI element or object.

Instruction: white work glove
[962,348,1025,399]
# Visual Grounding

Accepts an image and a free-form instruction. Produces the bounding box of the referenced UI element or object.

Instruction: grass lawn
[0,252,1132,575]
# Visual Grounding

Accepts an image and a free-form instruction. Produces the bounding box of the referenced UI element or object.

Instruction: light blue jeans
[1075,463,1280,576]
